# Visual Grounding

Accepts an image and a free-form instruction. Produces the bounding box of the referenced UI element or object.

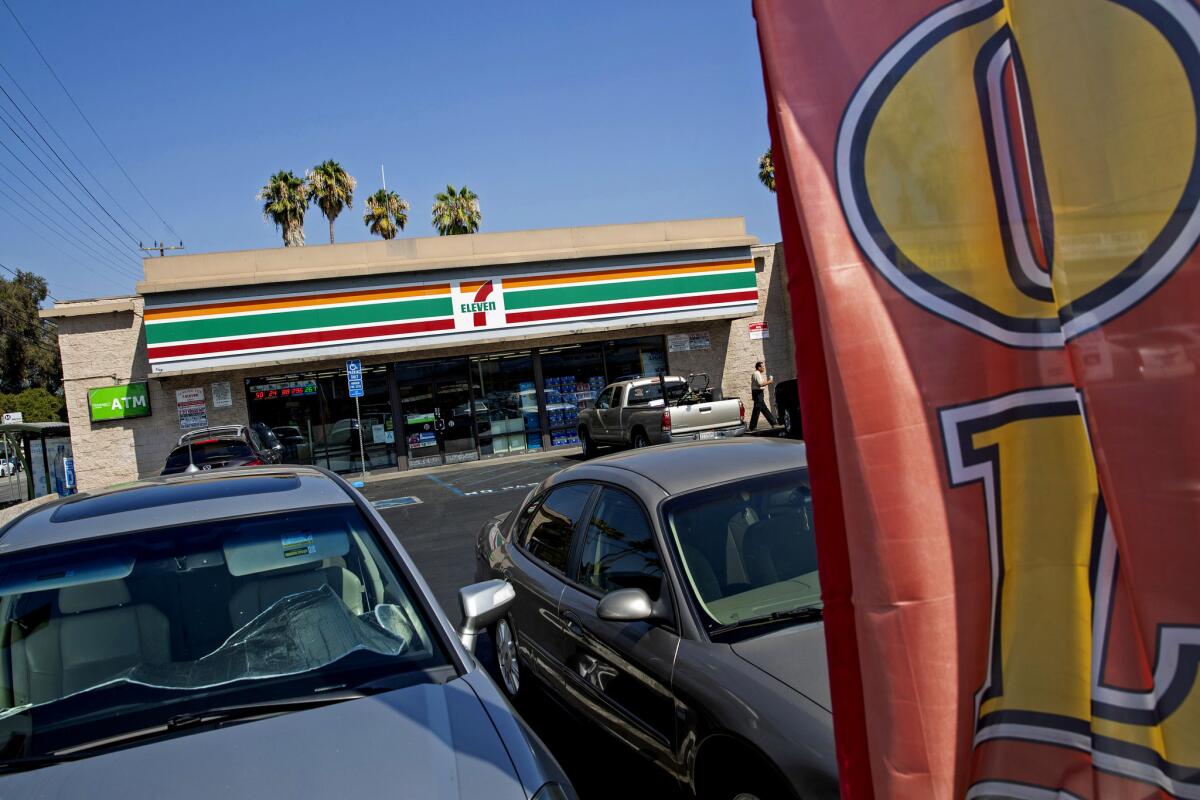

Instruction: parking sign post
[346,360,366,478]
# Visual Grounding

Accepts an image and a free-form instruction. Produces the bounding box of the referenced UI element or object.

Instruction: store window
[246,376,323,467]
[539,343,606,449]
[319,364,395,472]
[471,351,542,457]
[603,335,667,383]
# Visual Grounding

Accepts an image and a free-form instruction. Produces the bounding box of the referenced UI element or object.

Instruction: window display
[471,351,541,457]
[539,343,606,448]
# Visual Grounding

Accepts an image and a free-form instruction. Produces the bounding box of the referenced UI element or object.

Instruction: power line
[0,57,156,240]
[0,134,143,268]
[0,105,142,254]
[0,258,59,302]
[0,168,142,279]
[0,196,134,289]
[0,80,144,246]
[1,0,182,242]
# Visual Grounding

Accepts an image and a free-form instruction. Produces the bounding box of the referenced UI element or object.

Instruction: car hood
[0,676,526,799]
[730,621,832,712]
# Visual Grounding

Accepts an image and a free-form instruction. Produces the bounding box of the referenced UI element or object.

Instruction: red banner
[755,1,1200,797]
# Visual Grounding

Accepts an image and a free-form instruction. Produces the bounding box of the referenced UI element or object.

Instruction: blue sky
[0,1,778,300]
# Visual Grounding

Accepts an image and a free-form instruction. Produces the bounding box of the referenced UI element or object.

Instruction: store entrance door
[398,376,478,469]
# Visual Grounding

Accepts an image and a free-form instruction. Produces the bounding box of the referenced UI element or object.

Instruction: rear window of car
[626,380,685,406]
[165,440,253,468]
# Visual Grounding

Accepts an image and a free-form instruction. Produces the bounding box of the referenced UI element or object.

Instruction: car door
[502,482,595,685]
[557,486,680,768]
[593,386,617,441]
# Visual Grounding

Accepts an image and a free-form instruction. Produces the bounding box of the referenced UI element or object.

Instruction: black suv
[161,425,281,475]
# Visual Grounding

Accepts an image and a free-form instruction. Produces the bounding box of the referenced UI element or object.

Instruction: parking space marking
[372,496,423,509]
[425,473,464,496]
[461,481,540,498]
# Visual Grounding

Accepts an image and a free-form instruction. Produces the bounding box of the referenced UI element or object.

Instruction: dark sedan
[476,438,836,800]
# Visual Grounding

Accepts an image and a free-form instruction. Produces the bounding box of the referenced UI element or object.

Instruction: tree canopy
[758,149,775,193]
[431,185,481,236]
[0,270,60,395]
[0,387,64,422]
[363,189,409,240]
[258,170,308,247]
[307,160,356,244]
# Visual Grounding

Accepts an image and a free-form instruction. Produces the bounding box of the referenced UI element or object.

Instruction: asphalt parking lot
[360,451,688,800]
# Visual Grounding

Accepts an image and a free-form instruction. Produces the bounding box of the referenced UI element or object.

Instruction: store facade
[46,218,796,490]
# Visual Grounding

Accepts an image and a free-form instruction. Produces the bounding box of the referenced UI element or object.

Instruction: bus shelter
[0,421,73,508]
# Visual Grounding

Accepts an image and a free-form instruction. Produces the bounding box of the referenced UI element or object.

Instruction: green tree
[431,184,481,235]
[0,387,64,422]
[0,270,60,394]
[306,160,356,244]
[363,189,409,240]
[759,148,776,193]
[257,170,308,247]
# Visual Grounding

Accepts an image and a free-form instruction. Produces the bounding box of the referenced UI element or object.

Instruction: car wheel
[782,409,794,437]
[631,430,651,449]
[580,429,595,459]
[492,616,523,699]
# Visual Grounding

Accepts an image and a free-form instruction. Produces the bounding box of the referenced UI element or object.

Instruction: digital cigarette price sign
[248,380,318,402]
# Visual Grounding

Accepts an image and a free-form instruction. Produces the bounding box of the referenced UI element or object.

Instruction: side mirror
[458,579,516,650]
[597,588,653,622]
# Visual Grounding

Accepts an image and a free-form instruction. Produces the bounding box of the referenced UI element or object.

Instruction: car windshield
[0,505,447,758]
[664,470,819,629]
[164,441,252,469]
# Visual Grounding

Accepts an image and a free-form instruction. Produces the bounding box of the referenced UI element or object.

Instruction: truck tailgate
[670,399,742,434]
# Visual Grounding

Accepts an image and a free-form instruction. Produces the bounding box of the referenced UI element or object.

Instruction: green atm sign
[88,383,152,422]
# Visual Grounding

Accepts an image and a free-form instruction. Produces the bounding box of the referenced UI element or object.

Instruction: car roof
[0,467,353,555]
[579,437,807,494]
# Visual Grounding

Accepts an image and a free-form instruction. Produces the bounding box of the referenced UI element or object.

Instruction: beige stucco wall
[55,243,794,491]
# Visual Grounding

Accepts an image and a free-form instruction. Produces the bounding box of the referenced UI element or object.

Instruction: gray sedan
[0,466,574,799]
[475,438,837,800]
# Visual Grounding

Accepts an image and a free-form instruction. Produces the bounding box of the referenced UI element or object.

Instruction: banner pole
[355,395,366,479]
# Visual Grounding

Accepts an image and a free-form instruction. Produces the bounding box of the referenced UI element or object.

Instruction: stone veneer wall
[57,243,794,490]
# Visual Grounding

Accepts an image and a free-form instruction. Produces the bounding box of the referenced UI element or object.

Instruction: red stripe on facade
[147,317,457,360]
[503,290,758,324]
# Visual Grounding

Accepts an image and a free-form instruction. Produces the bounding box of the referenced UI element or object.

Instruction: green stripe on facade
[503,269,756,311]
[146,296,454,345]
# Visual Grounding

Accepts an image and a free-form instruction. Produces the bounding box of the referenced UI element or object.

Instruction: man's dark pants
[749,389,777,430]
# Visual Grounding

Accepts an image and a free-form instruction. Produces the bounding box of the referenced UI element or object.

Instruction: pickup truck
[577,374,745,457]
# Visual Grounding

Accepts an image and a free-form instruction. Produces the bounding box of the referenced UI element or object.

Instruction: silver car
[476,438,837,800]
[0,467,574,800]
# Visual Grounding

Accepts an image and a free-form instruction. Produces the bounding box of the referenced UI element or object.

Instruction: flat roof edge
[40,297,138,318]
[137,232,759,295]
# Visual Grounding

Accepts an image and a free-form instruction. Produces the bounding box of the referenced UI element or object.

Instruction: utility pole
[139,240,185,257]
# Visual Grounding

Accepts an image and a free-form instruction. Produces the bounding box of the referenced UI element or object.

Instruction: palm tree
[306,160,356,244]
[431,184,481,235]
[258,170,308,246]
[362,188,409,240]
[758,149,776,193]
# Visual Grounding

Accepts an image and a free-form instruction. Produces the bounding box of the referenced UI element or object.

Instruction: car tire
[491,615,524,700]
[580,429,596,459]
[700,773,788,800]
[631,430,651,449]
[782,408,794,438]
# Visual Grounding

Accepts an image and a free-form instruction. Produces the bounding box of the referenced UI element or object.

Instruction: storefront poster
[211,381,233,408]
[667,332,712,352]
[748,321,768,340]
[176,387,208,431]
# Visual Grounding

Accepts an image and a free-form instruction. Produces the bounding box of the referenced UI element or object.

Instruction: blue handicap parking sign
[346,359,364,398]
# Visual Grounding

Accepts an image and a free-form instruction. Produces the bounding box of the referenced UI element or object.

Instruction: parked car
[165,426,281,474]
[475,437,836,799]
[249,422,285,461]
[0,456,18,477]
[773,378,803,439]
[179,424,281,464]
[576,374,744,457]
[272,425,313,464]
[0,467,576,800]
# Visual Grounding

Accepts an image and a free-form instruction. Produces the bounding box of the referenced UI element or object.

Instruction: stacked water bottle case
[544,373,607,447]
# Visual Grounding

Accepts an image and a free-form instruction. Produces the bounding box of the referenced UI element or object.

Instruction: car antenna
[185,440,199,474]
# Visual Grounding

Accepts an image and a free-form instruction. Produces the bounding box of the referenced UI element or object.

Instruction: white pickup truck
[577,374,745,457]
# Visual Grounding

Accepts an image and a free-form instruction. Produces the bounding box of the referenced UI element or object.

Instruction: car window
[611,386,623,408]
[0,504,448,760]
[626,380,685,407]
[247,429,265,450]
[575,487,662,600]
[596,387,614,410]
[665,470,819,629]
[520,483,593,573]
[164,440,254,468]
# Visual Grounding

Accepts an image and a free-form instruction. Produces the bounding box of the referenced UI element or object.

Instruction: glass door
[397,377,479,469]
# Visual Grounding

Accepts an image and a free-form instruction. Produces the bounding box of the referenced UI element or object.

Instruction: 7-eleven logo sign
[452,279,505,330]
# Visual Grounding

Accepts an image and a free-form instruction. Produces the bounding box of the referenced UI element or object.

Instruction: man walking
[749,360,777,431]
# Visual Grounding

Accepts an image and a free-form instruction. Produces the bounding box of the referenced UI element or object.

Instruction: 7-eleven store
[46,218,795,489]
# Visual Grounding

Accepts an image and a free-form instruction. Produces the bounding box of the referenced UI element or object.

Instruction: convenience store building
[44,217,796,491]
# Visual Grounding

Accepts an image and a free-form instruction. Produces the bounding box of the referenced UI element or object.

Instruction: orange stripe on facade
[145,283,453,321]
[502,258,752,290]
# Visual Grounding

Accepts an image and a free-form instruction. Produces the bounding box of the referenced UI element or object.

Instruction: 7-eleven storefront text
[47,218,794,489]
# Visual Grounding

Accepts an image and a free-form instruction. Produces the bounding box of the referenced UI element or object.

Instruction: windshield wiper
[50,689,369,758]
[710,604,824,635]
